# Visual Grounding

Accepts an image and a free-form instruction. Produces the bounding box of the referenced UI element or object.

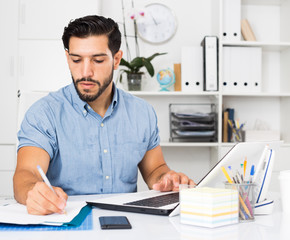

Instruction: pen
[37,165,56,194]
[249,165,255,183]
[37,165,66,214]
[228,166,237,183]
[235,170,242,184]
[240,164,244,181]
[221,166,233,184]
[243,157,247,178]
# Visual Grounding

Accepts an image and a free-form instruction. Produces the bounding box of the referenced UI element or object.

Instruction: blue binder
[0,205,92,231]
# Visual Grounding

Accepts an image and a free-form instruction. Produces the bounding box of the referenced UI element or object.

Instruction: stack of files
[222,46,262,93]
[222,0,241,42]
[170,111,217,142]
[0,201,92,230]
[180,187,239,228]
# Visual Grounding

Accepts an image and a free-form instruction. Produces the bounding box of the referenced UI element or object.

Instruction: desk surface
[0,193,290,240]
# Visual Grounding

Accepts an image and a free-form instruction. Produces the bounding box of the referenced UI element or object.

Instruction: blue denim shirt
[17,83,160,195]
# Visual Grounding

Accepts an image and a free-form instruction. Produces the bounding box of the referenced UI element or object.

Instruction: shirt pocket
[112,142,148,184]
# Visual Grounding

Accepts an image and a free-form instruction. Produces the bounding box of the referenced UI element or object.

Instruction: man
[13,15,195,215]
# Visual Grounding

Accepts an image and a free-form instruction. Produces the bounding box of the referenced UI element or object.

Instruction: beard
[72,67,114,102]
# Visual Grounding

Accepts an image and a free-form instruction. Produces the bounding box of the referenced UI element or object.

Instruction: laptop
[87,141,281,216]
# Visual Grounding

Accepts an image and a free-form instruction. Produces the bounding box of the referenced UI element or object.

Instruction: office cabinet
[19,0,102,39]
[18,40,71,92]
[0,0,18,144]
[0,0,18,196]
[0,0,103,196]
[18,0,102,92]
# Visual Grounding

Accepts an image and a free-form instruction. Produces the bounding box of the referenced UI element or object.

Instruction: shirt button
[83,110,87,114]
[104,149,108,153]
[88,106,91,109]
[101,123,104,127]
[105,176,110,180]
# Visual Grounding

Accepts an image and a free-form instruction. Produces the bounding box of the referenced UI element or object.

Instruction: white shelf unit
[220,0,290,147]
[220,0,290,192]
[135,0,290,192]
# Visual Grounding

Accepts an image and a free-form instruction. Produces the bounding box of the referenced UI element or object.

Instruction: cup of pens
[224,182,255,222]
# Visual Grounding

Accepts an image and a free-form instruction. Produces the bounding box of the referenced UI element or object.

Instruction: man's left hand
[152,170,196,192]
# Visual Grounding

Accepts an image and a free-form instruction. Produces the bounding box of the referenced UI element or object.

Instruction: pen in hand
[37,165,66,214]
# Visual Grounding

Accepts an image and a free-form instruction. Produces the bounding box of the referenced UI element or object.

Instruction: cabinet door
[0,145,16,171]
[0,172,14,196]
[0,0,18,144]
[0,145,16,196]
[19,0,102,39]
[18,40,71,92]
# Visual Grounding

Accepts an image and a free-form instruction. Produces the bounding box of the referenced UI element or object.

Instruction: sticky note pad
[180,187,239,228]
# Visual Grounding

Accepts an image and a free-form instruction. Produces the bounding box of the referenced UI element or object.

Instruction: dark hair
[62,15,121,55]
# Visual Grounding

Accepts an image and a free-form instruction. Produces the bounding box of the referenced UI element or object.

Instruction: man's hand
[26,182,68,215]
[152,170,196,192]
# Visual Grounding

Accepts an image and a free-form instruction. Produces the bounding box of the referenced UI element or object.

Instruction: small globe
[156,68,175,91]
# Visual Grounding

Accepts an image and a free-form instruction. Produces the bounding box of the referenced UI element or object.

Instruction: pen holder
[231,130,245,142]
[224,182,255,222]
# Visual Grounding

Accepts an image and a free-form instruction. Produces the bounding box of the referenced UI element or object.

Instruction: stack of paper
[180,187,238,228]
[0,201,87,226]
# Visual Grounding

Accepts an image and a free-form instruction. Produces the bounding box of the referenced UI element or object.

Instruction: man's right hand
[26,182,68,215]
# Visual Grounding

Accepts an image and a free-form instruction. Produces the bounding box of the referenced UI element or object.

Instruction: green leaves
[119,52,167,77]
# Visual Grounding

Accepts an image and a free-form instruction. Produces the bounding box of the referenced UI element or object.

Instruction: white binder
[222,0,241,42]
[181,46,203,93]
[222,46,261,93]
[201,36,218,91]
[222,47,231,92]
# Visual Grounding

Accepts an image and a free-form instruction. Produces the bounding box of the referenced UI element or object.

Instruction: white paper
[0,201,87,226]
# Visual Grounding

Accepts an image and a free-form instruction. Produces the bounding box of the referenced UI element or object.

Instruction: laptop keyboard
[124,192,179,208]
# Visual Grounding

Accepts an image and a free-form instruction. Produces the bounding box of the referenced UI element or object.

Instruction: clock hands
[149,12,159,26]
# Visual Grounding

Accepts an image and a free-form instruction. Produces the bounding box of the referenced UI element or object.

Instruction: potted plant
[119,53,167,91]
[118,0,166,91]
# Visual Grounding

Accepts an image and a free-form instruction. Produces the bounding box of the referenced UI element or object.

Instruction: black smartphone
[99,216,132,229]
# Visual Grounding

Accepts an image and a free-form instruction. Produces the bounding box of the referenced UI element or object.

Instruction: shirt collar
[68,83,88,116]
[68,82,119,117]
[111,83,119,111]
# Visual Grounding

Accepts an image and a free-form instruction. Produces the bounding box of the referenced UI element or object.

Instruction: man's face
[65,35,122,102]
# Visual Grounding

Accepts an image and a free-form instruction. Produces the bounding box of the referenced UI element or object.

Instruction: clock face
[136,3,177,44]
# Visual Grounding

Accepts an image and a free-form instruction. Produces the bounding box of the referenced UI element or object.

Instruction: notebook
[87,141,281,216]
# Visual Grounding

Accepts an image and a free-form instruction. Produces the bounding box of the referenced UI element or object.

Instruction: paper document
[0,201,87,226]
[0,196,17,206]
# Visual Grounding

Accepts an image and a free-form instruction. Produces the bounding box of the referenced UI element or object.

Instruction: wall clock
[136,3,177,44]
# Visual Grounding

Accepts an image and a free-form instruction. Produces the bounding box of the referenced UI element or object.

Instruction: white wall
[103,0,219,91]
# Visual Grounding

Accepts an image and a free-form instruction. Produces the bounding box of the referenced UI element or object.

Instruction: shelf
[222,41,290,51]
[242,0,285,5]
[221,142,290,148]
[160,142,219,147]
[161,142,290,148]
[221,143,237,148]
[222,92,290,97]
[129,91,220,97]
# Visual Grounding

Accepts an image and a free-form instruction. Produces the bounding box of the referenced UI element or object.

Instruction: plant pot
[127,73,142,91]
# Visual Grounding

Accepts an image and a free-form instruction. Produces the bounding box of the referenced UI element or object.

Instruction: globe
[156,68,175,91]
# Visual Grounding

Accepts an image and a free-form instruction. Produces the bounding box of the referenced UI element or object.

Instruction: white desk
[0,193,290,240]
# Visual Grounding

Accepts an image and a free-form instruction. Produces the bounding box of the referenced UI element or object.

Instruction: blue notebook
[0,205,92,231]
